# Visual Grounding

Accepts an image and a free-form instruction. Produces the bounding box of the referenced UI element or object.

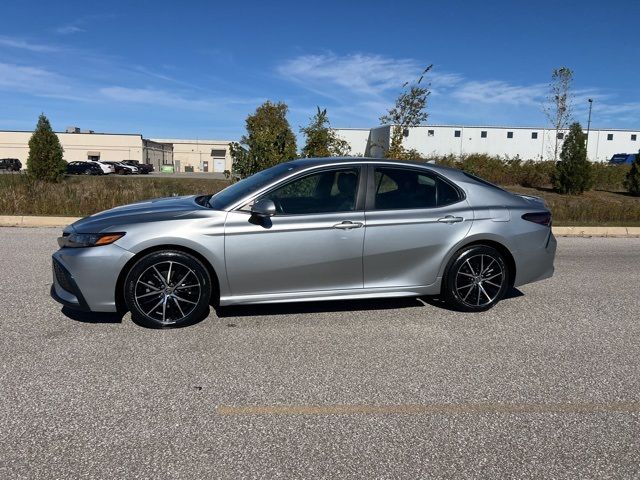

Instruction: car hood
[67,195,208,233]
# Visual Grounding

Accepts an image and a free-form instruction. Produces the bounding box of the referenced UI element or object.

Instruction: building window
[607,134,614,141]
[507,131,513,139]
[403,128,409,137]
[632,134,638,141]
[557,132,564,140]
[481,131,487,138]
[427,129,435,137]
[211,149,226,157]
[454,130,461,138]
[531,132,538,139]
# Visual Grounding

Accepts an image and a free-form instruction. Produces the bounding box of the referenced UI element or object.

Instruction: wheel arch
[114,244,221,312]
[440,237,517,293]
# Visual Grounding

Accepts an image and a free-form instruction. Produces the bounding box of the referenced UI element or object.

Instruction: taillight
[522,212,552,227]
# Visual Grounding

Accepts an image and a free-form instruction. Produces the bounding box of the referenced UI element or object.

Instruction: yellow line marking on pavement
[217,403,640,416]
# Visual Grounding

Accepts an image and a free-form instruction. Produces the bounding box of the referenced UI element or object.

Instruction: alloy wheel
[454,254,505,308]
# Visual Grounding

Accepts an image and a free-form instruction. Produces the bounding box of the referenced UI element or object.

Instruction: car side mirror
[251,198,276,217]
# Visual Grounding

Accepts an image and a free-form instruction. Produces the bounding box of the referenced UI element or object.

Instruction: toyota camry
[51,157,556,327]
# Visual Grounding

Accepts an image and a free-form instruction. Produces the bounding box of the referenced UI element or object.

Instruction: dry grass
[506,185,640,226]
[0,174,230,217]
[1,173,639,225]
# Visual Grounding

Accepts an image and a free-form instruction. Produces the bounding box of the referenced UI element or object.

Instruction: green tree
[229,101,297,179]
[300,107,351,158]
[544,67,573,161]
[27,114,66,182]
[379,65,432,160]
[624,150,640,196]
[552,122,592,194]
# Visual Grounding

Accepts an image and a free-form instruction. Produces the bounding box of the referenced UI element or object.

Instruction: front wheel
[124,250,212,328]
[443,245,509,312]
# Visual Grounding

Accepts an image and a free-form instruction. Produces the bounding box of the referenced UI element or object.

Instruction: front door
[224,166,365,297]
[363,165,473,288]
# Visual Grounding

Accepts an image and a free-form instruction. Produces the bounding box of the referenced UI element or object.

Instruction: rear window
[462,172,507,192]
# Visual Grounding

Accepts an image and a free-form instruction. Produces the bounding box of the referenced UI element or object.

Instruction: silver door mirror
[251,198,276,217]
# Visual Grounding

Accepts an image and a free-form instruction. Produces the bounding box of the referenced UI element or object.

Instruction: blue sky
[1,0,639,141]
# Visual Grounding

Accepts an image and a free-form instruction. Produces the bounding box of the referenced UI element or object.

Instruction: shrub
[27,114,66,182]
[592,163,630,192]
[552,122,592,194]
[625,151,640,196]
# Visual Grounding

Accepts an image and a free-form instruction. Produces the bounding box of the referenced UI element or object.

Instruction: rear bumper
[513,229,557,287]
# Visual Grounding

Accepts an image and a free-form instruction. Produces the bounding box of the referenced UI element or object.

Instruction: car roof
[287,156,467,180]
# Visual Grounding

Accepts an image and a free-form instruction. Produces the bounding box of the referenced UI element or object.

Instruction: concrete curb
[0,215,81,227]
[0,215,639,237]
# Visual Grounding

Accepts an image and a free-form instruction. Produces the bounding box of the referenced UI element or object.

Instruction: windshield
[208,162,300,210]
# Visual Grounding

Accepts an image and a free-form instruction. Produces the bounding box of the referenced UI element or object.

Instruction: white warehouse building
[335,125,640,162]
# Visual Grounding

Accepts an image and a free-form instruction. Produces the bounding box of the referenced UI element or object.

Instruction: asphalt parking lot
[1,227,639,479]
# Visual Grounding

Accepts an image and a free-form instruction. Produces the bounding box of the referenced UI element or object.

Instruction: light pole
[586,98,593,155]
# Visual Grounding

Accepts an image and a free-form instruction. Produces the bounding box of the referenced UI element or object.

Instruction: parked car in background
[51,157,556,328]
[609,153,637,165]
[66,161,103,175]
[87,160,115,174]
[102,161,139,175]
[122,160,153,174]
[0,158,22,171]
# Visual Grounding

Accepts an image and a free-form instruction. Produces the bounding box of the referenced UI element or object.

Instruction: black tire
[124,250,212,328]
[443,245,509,312]
[83,169,92,175]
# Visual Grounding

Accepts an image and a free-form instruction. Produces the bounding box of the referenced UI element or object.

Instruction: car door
[224,166,366,297]
[363,165,473,288]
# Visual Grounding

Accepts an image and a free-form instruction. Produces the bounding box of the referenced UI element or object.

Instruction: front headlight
[57,232,125,248]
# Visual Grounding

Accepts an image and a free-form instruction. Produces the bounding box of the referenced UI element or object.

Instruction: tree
[379,65,432,160]
[624,150,640,196]
[27,114,66,182]
[300,107,351,158]
[552,122,592,194]
[229,101,297,178]
[544,67,573,161]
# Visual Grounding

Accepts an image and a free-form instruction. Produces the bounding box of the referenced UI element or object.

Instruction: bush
[27,114,67,182]
[552,122,593,194]
[592,163,630,192]
[625,152,640,196]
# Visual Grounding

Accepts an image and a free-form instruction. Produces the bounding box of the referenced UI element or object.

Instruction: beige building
[0,129,234,173]
[151,138,233,173]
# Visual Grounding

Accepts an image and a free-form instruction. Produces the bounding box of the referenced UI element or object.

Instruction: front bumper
[50,243,135,312]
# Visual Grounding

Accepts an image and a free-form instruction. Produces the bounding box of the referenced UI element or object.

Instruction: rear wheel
[443,245,509,312]
[124,250,212,328]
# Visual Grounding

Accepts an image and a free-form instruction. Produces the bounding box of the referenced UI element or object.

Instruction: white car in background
[87,160,115,174]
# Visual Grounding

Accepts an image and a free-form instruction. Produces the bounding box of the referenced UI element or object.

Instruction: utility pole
[586,99,593,156]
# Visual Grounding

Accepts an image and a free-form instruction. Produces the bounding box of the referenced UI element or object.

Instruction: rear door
[363,165,473,288]
[224,166,366,297]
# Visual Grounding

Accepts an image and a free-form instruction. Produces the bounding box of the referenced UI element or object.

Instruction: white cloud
[278,53,425,96]
[0,35,60,52]
[99,86,260,111]
[451,80,547,106]
[55,25,85,35]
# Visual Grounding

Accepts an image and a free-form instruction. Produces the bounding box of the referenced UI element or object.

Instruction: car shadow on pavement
[61,306,125,324]
[215,287,525,318]
[214,297,424,318]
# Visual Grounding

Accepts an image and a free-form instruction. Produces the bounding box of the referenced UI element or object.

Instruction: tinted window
[260,168,359,215]
[607,134,614,141]
[481,131,487,138]
[454,130,461,138]
[372,168,461,210]
[531,132,538,139]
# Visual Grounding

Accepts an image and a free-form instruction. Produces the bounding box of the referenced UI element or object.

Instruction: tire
[443,245,509,312]
[124,250,212,328]
[83,169,92,175]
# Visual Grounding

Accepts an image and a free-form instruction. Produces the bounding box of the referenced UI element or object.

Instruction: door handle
[437,215,464,224]
[333,221,363,230]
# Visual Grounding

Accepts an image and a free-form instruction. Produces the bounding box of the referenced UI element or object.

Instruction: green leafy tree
[379,65,432,160]
[552,122,592,194]
[624,150,640,196]
[544,67,574,160]
[27,114,66,182]
[229,101,297,179]
[300,107,351,158]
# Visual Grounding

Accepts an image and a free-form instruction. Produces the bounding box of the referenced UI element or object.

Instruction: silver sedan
[51,158,556,328]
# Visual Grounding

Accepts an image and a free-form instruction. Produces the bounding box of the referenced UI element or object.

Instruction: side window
[372,168,462,210]
[260,168,359,215]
